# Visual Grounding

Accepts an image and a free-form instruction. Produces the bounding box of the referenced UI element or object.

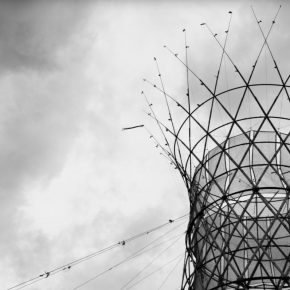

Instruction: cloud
[0,1,92,73]
[0,2,100,287]
[4,1,290,290]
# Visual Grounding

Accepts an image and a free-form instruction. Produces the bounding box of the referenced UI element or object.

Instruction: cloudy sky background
[2,1,290,289]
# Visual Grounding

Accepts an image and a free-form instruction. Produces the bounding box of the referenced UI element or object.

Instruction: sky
[2,1,290,290]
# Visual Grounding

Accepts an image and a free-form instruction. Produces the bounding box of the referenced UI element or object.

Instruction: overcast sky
[2,1,290,290]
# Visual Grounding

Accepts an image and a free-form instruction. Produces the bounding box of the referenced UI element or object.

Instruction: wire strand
[125,253,184,290]
[71,223,187,290]
[120,232,184,289]
[7,213,188,290]
[158,254,184,289]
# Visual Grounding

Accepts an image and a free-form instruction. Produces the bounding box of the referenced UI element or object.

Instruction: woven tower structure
[144,7,290,290]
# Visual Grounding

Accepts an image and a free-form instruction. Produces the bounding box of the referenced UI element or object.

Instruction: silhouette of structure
[144,7,290,290]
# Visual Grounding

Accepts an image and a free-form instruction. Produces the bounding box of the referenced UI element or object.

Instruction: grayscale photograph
[2,1,290,289]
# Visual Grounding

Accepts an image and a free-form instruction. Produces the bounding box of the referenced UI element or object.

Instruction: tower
[144,7,290,289]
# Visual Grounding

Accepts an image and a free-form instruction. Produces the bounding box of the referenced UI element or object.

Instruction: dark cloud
[0,1,92,73]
